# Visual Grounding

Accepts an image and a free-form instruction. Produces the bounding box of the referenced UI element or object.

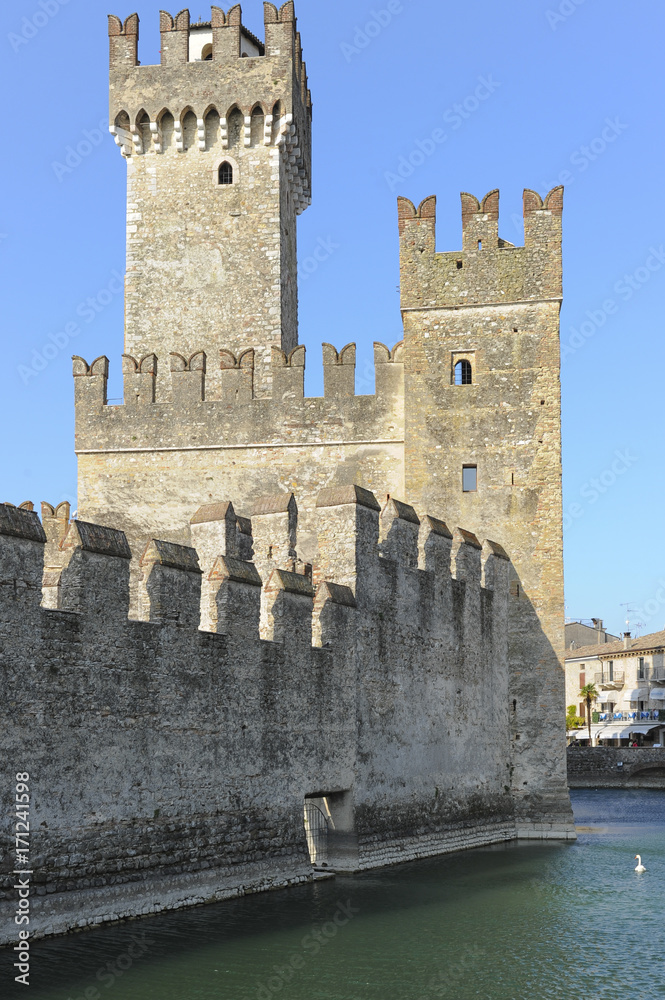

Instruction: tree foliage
[566,705,585,732]
[579,683,599,742]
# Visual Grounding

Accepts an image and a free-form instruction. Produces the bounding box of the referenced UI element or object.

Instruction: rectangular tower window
[462,466,477,492]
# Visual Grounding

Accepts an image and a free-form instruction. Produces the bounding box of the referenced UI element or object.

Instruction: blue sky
[0,0,663,636]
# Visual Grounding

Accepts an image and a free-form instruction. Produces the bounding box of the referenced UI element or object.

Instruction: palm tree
[579,683,599,743]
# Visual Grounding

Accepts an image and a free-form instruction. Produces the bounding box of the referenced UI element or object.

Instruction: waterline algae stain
[1,790,663,1000]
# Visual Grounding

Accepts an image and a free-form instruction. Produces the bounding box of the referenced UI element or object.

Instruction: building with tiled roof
[565,618,618,649]
[565,630,665,745]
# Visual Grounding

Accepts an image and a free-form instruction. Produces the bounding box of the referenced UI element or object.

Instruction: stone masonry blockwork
[0,498,527,943]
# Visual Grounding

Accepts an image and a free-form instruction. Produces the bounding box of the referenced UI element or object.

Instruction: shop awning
[600,724,631,739]
[622,689,648,702]
[650,688,665,700]
[573,723,663,740]
[573,723,627,740]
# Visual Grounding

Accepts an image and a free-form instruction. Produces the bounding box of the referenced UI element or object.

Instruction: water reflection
[2,790,664,1000]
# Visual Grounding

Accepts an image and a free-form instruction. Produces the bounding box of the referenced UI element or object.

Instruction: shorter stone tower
[398,188,572,836]
[108,3,311,397]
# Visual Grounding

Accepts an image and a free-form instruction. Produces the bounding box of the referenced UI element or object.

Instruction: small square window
[462,466,477,492]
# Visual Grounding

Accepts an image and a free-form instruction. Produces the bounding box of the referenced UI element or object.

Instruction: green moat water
[3,790,665,1000]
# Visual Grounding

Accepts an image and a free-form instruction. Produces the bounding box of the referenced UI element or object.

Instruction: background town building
[565,618,619,649]
[566,630,665,745]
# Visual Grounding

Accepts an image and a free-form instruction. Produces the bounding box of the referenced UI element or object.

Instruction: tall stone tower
[108,3,311,397]
[398,188,573,836]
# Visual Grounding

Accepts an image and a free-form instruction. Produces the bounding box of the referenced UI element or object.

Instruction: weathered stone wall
[74,343,405,613]
[0,496,517,943]
[399,189,573,838]
[315,489,519,867]
[567,747,665,788]
[398,188,563,308]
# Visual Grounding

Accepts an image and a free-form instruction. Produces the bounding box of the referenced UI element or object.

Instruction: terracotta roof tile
[565,629,665,660]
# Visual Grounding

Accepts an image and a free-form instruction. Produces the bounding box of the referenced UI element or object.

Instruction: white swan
[635,855,646,873]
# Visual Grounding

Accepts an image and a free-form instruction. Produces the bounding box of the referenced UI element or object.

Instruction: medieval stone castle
[0,3,574,942]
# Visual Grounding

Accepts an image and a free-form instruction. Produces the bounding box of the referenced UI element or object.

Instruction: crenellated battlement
[1,492,510,685]
[398,187,563,310]
[0,492,509,647]
[72,341,405,457]
[75,341,403,402]
[108,3,308,89]
[108,4,311,208]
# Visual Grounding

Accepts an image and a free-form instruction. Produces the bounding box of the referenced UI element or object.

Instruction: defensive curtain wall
[1,497,518,943]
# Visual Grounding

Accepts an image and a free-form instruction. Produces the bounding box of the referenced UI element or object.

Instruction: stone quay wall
[567,747,665,788]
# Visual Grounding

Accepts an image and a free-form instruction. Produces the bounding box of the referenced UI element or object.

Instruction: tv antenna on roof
[620,603,638,631]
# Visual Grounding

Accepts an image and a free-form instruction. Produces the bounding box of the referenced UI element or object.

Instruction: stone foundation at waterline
[567,747,665,788]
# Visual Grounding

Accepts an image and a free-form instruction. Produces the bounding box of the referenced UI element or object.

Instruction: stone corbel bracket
[150,121,163,154]
[109,124,133,157]
[275,113,310,215]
